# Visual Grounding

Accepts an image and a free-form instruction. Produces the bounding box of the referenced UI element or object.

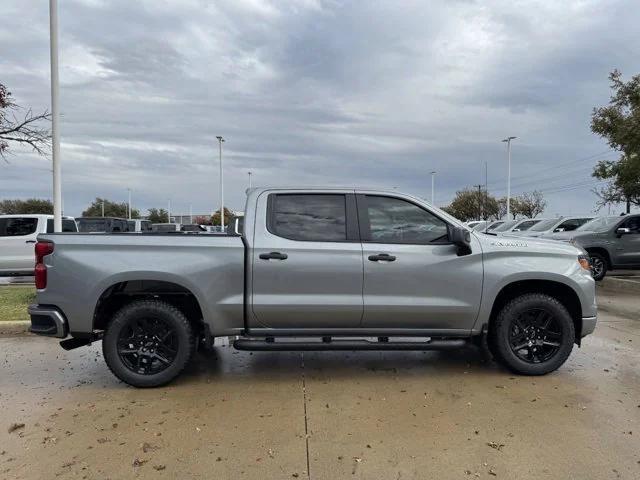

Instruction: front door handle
[368,253,396,262]
[259,251,288,260]
[25,240,36,244]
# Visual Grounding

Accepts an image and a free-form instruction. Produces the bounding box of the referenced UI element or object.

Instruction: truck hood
[473,232,584,256]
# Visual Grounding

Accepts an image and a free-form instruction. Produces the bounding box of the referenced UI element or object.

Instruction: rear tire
[589,252,607,281]
[491,293,574,375]
[103,299,196,387]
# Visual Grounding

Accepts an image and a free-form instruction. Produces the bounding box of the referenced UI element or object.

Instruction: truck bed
[35,232,246,335]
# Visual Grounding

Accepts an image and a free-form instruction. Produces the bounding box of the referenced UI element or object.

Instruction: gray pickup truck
[28,187,597,387]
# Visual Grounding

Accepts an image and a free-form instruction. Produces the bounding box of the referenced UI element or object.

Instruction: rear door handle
[368,253,396,262]
[25,240,36,244]
[259,251,288,260]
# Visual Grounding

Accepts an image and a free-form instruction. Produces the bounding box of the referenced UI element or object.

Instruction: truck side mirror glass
[616,227,631,236]
[449,226,472,256]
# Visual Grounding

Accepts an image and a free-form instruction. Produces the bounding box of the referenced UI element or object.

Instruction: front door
[251,191,363,329]
[615,215,640,266]
[357,194,483,332]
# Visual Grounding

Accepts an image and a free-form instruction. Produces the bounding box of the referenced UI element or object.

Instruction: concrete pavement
[1,296,639,479]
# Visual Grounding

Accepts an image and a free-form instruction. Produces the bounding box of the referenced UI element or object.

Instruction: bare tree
[514,191,547,218]
[0,82,51,162]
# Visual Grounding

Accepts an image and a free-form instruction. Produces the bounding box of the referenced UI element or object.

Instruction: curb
[598,276,640,295]
[0,321,31,337]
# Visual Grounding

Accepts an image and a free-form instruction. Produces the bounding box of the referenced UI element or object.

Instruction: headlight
[578,254,590,271]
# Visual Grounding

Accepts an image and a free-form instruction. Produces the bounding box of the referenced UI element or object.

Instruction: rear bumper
[581,315,597,337]
[28,304,68,338]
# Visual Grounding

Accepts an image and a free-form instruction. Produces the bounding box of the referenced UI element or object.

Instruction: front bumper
[28,304,68,338]
[581,316,597,337]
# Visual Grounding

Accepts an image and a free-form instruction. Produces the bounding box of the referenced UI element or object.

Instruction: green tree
[82,198,139,218]
[591,70,640,212]
[211,207,233,226]
[512,191,546,218]
[0,198,53,214]
[443,188,500,222]
[147,208,169,223]
[0,82,51,161]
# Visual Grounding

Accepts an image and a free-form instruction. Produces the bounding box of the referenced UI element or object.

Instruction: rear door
[251,191,363,329]
[357,193,483,331]
[0,217,39,273]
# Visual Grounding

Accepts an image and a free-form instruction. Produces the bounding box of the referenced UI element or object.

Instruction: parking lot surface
[1,290,639,480]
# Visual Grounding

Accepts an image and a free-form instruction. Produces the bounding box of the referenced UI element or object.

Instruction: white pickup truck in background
[0,214,77,276]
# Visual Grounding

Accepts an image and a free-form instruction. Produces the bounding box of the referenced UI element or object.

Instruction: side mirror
[616,227,631,236]
[450,226,472,256]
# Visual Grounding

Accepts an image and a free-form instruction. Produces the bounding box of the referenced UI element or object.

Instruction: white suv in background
[0,215,77,276]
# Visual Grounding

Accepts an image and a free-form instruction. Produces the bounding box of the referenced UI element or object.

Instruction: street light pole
[248,171,252,189]
[430,171,436,205]
[167,199,171,223]
[127,188,131,219]
[501,136,517,218]
[49,0,62,232]
[101,201,104,217]
[216,136,225,230]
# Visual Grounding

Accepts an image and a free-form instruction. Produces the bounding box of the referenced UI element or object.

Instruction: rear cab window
[46,219,78,233]
[0,217,38,236]
[267,194,349,242]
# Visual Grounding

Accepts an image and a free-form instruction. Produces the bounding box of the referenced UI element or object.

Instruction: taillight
[35,241,54,289]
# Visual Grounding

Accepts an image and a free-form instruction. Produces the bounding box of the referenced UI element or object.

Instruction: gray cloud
[1,0,639,217]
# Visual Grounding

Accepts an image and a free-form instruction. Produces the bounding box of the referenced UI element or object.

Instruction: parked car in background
[152,223,181,232]
[569,214,640,281]
[517,216,594,238]
[466,221,482,229]
[127,219,153,232]
[471,221,489,231]
[77,217,130,233]
[29,186,596,387]
[495,218,543,235]
[547,216,620,242]
[0,214,77,276]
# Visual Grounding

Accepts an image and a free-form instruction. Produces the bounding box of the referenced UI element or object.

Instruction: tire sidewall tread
[103,299,196,388]
[492,293,575,376]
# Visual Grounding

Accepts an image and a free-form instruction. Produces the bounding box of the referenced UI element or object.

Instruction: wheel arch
[584,247,611,269]
[487,279,583,344]
[93,279,205,334]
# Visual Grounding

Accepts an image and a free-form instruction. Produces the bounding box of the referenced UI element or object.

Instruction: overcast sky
[1,0,639,217]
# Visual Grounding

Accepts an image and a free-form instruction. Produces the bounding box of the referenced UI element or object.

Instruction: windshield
[487,221,504,231]
[528,218,558,232]
[472,222,488,231]
[492,220,517,232]
[576,216,620,232]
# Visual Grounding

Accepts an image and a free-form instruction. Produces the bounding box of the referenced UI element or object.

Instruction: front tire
[491,293,574,375]
[103,300,195,387]
[589,252,607,281]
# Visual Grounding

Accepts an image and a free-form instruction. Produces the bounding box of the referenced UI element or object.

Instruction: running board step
[233,338,468,351]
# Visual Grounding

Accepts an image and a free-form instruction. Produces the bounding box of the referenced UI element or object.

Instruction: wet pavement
[1,296,639,479]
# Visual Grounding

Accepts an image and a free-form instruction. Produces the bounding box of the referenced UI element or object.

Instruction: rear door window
[269,194,347,242]
[0,217,38,236]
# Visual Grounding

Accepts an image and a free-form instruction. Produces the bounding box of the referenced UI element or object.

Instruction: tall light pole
[430,171,436,205]
[502,136,516,218]
[101,200,104,217]
[167,199,171,223]
[127,188,131,219]
[248,171,252,189]
[189,204,193,224]
[49,0,62,232]
[216,136,225,230]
